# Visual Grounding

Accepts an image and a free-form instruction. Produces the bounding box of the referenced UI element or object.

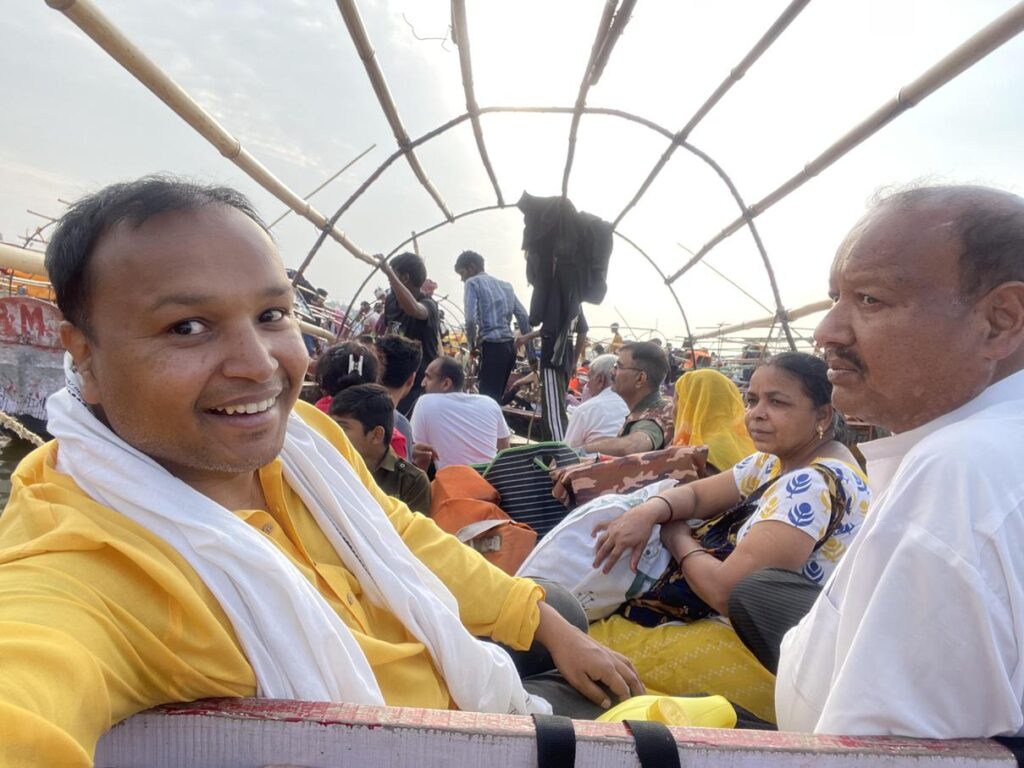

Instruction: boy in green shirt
[330,384,431,514]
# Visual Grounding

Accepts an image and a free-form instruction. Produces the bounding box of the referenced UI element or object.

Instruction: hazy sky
[3,1,1023,344]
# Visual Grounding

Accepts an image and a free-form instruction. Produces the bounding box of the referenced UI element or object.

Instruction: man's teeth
[213,397,277,416]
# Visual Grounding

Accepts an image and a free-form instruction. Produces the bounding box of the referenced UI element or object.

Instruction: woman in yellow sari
[672,369,754,472]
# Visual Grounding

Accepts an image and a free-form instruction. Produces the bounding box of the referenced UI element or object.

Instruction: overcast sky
[3,1,1023,345]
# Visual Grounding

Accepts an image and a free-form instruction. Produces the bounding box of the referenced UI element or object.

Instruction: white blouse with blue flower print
[731,452,872,585]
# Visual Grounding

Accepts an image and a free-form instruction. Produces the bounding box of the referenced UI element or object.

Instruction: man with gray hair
[563,354,629,450]
[753,184,1024,738]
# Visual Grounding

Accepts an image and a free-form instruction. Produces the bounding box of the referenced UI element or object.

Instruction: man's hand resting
[533,602,644,709]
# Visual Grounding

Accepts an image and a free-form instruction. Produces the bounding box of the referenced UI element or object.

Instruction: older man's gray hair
[589,353,618,380]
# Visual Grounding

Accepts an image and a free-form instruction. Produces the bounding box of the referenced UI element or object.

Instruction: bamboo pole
[0,243,48,275]
[614,0,811,227]
[693,253,774,314]
[44,0,376,267]
[668,0,1024,283]
[334,0,453,222]
[450,0,504,207]
[561,0,620,198]
[671,140,795,349]
[692,299,832,340]
[291,112,474,284]
[612,230,696,368]
[0,242,336,342]
[267,143,376,229]
[589,0,638,86]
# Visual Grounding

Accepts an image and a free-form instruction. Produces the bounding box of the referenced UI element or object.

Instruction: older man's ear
[981,282,1024,365]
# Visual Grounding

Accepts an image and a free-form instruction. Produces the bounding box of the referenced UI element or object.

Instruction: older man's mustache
[824,346,866,372]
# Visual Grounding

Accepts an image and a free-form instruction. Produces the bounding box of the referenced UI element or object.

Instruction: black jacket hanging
[517,191,613,368]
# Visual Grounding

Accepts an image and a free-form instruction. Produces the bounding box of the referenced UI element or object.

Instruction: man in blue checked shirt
[454,250,532,402]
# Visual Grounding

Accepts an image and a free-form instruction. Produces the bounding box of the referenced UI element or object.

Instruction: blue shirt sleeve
[512,294,531,335]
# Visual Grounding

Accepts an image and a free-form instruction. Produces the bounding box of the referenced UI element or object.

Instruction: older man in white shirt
[736,185,1024,739]
[563,354,629,450]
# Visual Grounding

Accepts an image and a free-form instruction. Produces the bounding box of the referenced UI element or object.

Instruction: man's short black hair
[45,175,267,335]
[329,383,394,448]
[375,334,423,388]
[620,341,669,390]
[315,341,380,397]
[454,250,485,273]
[389,252,427,289]
[435,355,466,391]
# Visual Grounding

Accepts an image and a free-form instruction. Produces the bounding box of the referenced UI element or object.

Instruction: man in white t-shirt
[411,356,511,468]
[563,354,629,450]
[757,185,1024,738]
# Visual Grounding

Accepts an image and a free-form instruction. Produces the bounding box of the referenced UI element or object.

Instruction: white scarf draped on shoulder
[45,360,549,715]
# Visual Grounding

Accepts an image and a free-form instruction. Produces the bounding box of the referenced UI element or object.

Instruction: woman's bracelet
[650,495,674,524]
[678,548,709,566]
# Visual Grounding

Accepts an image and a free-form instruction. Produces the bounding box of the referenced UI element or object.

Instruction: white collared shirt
[776,368,1024,737]
[562,386,630,450]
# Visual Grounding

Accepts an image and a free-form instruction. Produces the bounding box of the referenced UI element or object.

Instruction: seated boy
[330,384,431,514]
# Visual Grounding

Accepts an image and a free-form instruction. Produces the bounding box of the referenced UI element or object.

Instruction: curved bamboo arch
[320,106,796,348]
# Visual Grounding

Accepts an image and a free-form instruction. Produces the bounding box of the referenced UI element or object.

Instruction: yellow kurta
[0,400,542,767]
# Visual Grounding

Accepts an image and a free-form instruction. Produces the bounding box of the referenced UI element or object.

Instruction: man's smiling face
[65,204,309,485]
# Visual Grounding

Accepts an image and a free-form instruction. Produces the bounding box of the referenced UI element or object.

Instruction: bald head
[869,185,1024,300]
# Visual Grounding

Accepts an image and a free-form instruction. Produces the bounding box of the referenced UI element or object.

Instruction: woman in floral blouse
[588,352,871,723]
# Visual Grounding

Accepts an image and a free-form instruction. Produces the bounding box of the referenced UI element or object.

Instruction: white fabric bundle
[47,367,548,715]
[517,479,676,621]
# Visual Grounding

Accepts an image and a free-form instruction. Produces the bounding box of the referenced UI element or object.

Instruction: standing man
[738,185,1024,738]
[609,323,625,353]
[378,252,441,415]
[454,250,532,403]
[583,342,674,456]
[562,353,630,450]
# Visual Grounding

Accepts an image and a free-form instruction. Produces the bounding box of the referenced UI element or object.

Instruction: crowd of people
[1,175,1023,765]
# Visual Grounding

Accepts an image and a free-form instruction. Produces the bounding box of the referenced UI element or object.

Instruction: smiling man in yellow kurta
[0,177,640,767]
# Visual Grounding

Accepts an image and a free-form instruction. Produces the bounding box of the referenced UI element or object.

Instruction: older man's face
[66,205,309,484]
[814,203,994,432]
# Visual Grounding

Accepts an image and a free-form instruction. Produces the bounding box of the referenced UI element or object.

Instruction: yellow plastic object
[588,615,776,723]
[596,694,737,728]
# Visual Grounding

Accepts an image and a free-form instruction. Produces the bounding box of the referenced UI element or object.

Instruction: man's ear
[980,282,1024,361]
[59,321,101,404]
[370,425,387,445]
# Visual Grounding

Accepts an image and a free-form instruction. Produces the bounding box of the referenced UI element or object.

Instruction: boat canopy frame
[41,0,1024,347]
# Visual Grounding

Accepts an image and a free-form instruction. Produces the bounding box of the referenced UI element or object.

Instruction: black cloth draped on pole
[517,191,613,370]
